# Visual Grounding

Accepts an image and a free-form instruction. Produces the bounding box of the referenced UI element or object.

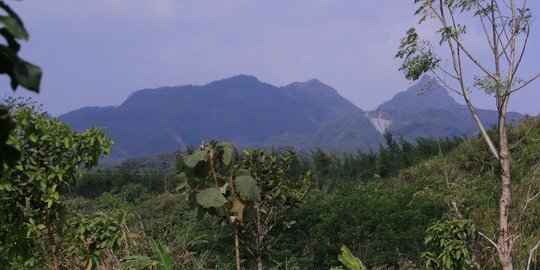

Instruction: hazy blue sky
[5,0,540,116]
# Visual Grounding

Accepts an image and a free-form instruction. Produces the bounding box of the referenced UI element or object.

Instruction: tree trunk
[497,101,514,270]
[233,222,241,270]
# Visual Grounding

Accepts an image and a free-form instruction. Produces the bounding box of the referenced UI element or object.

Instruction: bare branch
[479,231,500,251]
[514,165,540,232]
[527,240,540,270]
[431,70,463,96]
[512,24,531,79]
[477,7,495,51]
[435,64,459,80]
[428,1,498,80]
[509,119,540,150]
[425,2,500,159]
[509,71,540,93]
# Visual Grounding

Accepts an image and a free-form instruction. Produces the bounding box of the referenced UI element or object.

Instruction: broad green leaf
[0,45,42,92]
[0,15,28,40]
[218,142,233,166]
[235,169,260,201]
[338,245,366,270]
[13,58,42,92]
[196,188,228,208]
[183,150,208,168]
[176,172,188,191]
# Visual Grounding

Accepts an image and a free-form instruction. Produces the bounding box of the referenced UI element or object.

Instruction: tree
[0,106,112,268]
[179,141,261,270]
[396,1,539,269]
[240,149,311,270]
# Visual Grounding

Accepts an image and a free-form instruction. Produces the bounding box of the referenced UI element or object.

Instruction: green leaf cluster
[0,106,112,267]
[179,141,260,223]
[0,1,42,92]
[422,216,479,270]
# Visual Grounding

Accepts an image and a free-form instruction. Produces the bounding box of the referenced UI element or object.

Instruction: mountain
[60,75,360,158]
[267,76,522,151]
[264,111,382,152]
[366,76,522,141]
[61,75,523,158]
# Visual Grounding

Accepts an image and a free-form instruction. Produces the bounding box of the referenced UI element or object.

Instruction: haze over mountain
[60,75,522,158]
[60,75,359,157]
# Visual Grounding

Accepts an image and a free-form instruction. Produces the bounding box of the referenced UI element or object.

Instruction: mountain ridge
[60,75,522,158]
[60,75,360,158]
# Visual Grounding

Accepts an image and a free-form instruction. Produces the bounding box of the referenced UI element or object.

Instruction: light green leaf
[196,188,228,208]
[338,245,366,270]
[235,169,260,201]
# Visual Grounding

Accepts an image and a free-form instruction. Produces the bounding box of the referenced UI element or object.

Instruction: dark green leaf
[0,15,28,40]
[183,150,208,168]
[196,188,228,208]
[218,142,234,166]
[235,169,260,201]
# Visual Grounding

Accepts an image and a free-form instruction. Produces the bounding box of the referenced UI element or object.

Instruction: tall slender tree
[396,1,539,269]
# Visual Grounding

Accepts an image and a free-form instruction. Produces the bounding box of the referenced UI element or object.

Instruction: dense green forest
[2,102,539,269]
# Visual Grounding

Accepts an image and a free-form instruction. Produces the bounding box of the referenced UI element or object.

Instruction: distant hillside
[264,111,382,152]
[60,75,359,158]
[365,76,522,142]
[266,76,522,151]
[61,75,523,158]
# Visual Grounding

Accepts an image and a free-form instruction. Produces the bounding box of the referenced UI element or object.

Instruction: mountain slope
[60,75,360,158]
[61,75,523,158]
[264,111,382,152]
[366,76,522,141]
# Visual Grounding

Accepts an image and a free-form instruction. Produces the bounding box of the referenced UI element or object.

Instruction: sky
[4,0,540,116]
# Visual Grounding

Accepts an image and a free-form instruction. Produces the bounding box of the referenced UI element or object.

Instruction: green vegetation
[2,98,540,269]
[0,0,42,173]
[397,0,539,268]
[1,1,539,269]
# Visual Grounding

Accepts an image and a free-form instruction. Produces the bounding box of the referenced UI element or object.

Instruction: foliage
[309,133,463,192]
[0,1,42,92]
[280,182,444,269]
[179,141,261,269]
[397,1,539,268]
[334,245,366,270]
[0,106,112,268]
[67,210,129,269]
[422,217,479,270]
[0,1,42,174]
[240,149,312,269]
[119,238,174,270]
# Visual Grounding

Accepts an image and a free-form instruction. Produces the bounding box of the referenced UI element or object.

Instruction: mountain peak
[205,74,262,88]
[287,78,329,88]
[284,78,340,96]
[375,76,459,113]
